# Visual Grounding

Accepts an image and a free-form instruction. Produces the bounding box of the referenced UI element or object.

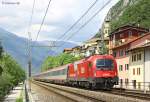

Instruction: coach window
[59,70,62,75]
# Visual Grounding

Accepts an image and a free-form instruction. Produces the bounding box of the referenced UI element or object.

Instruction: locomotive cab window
[96,59,114,70]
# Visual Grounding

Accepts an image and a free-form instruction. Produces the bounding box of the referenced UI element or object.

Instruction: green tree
[41,53,81,71]
[111,0,150,31]
[0,42,3,75]
[0,53,25,99]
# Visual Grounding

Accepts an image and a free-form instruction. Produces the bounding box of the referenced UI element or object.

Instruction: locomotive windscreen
[96,59,114,70]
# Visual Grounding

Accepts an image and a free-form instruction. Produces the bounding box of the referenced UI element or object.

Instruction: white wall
[144,47,150,91]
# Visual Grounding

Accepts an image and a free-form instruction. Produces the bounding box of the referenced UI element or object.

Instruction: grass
[16,84,23,102]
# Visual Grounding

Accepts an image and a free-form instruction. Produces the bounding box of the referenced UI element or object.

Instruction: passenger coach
[34,55,118,89]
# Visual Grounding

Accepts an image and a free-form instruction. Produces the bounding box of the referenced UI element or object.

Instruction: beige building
[71,46,82,57]
[82,38,109,57]
[128,33,150,91]
[129,49,144,90]
[129,42,150,91]
[83,38,101,56]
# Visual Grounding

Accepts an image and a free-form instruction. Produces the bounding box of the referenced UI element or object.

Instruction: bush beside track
[0,44,25,100]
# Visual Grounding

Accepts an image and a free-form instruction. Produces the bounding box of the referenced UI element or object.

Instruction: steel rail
[32,80,150,102]
[32,80,105,102]
[107,88,150,101]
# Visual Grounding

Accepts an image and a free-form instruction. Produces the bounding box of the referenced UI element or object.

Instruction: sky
[0,0,118,44]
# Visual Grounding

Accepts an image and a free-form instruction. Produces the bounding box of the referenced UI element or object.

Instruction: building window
[113,51,117,57]
[137,53,142,61]
[119,65,123,71]
[125,64,129,70]
[132,55,134,62]
[128,31,132,37]
[137,68,141,75]
[133,68,135,75]
[119,49,124,57]
[134,55,136,62]
[120,33,124,38]
[125,50,128,55]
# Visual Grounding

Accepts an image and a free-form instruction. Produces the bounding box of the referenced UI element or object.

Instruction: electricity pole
[28,32,32,92]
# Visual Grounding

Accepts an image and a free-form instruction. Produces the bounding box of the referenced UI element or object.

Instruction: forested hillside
[0,43,25,99]
[41,53,81,71]
[110,0,150,31]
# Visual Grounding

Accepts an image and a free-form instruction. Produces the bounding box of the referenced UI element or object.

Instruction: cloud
[0,0,119,43]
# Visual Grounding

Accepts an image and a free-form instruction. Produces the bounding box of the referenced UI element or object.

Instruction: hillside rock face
[109,0,138,21]
[94,0,137,38]
[109,0,150,31]
[95,0,150,38]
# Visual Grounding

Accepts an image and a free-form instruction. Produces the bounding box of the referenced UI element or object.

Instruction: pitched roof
[129,42,150,51]
[109,25,149,36]
[112,32,150,49]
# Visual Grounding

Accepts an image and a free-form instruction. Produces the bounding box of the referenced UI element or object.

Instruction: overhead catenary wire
[27,0,36,40]
[50,0,100,55]
[59,0,112,47]
[35,0,52,41]
[26,0,36,60]
[26,0,36,89]
[56,0,99,41]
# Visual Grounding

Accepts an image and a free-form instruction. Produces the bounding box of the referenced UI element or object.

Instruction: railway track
[102,88,150,101]
[32,80,104,102]
[32,80,150,102]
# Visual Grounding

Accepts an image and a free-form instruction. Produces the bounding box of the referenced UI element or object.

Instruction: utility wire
[59,0,112,47]
[26,0,36,84]
[50,0,99,55]
[57,0,99,41]
[26,0,36,57]
[27,0,36,40]
[35,0,52,41]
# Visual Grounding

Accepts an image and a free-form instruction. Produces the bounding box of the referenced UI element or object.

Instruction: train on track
[33,55,119,89]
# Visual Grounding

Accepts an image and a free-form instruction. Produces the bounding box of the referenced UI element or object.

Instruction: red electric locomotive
[34,55,118,89]
[67,55,118,89]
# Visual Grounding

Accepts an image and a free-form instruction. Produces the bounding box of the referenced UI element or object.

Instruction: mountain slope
[110,0,150,31]
[0,28,77,73]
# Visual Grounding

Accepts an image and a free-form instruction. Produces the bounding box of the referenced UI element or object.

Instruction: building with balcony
[109,25,149,54]
[109,25,149,89]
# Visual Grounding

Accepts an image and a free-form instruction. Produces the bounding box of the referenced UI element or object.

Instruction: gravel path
[3,83,23,102]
